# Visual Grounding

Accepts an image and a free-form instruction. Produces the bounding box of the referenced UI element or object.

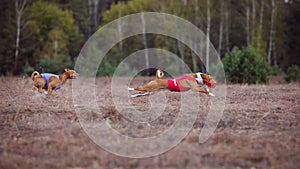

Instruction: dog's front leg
[34,81,45,93]
[38,87,44,93]
[191,86,209,94]
[128,86,148,92]
[46,87,52,96]
[192,86,215,96]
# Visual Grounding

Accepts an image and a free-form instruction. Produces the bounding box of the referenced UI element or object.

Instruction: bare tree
[251,0,256,39]
[259,0,265,32]
[93,0,99,29]
[141,12,149,75]
[268,0,277,65]
[225,0,230,53]
[218,0,224,55]
[256,0,265,50]
[88,0,92,36]
[177,33,184,74]
[206,0,211,72]
[191,41,198,72]
[14,0,27,71]
[176,32,188,74]
[245,0,250,45]
[191,0,199,72]
[88,0,100,35]
[273,36,277,66]
[118,7,123,54]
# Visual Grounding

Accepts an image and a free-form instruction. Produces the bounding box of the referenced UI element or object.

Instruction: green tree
[222,46,270,84]
[41,27,68,60]
[101,0,194,75]
[1,0,298,76]
[285,65,300,83]
[0,0,15,75]
[279,1,300,68]
[28,1,80,63]
[65,0,91,39]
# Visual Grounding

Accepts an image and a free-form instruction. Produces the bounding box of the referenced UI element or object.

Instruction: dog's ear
[64,68,70,72]
[201,73,211,80]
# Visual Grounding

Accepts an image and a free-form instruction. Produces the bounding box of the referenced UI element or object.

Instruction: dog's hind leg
[130,92,151,98]
[128,86,152,93]
[128,87,135,91]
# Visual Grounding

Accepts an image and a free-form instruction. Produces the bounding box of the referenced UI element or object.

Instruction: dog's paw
[208,92,215,97]
[130,92,150,98]
[129,94,138,98]
[203,85,210,92]
[128,87,134,91]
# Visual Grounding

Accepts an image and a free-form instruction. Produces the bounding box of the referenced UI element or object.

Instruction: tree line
[0,0,299,77]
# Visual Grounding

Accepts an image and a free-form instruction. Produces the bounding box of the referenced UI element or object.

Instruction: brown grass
[0,77,299,169]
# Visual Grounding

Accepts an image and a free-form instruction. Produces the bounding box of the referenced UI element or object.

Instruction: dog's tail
[156,69,164,80]
[31,71,40,81]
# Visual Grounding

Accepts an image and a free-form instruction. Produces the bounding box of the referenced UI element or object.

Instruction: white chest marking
[172,79,177,86]
[196,73,203,84]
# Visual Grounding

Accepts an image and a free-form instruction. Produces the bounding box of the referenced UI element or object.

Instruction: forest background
[0,0,299,83]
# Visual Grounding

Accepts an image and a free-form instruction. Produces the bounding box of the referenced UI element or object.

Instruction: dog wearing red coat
[128,69,216,97]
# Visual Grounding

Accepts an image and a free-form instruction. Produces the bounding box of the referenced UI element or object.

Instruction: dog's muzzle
[71,74,80,79]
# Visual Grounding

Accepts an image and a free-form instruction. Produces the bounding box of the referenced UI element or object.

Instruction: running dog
[31,68,80,95]
[128,69,216,97]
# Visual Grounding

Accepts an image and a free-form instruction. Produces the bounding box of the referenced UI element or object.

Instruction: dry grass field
[0,77,299,169]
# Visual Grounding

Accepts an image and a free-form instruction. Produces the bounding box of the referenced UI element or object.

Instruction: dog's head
[64,68,80,79]
[195,73,216,88]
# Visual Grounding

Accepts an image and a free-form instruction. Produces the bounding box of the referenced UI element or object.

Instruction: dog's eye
[157,70,163,78]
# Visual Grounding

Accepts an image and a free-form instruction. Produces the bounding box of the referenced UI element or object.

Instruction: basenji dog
[31,68,80,95]
[128,69,216,97]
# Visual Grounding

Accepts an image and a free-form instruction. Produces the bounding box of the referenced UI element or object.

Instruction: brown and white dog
[128,69,216,97]
[31,68,80,95]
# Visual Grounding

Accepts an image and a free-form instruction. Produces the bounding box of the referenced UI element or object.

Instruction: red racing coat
[167,75,197,92]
